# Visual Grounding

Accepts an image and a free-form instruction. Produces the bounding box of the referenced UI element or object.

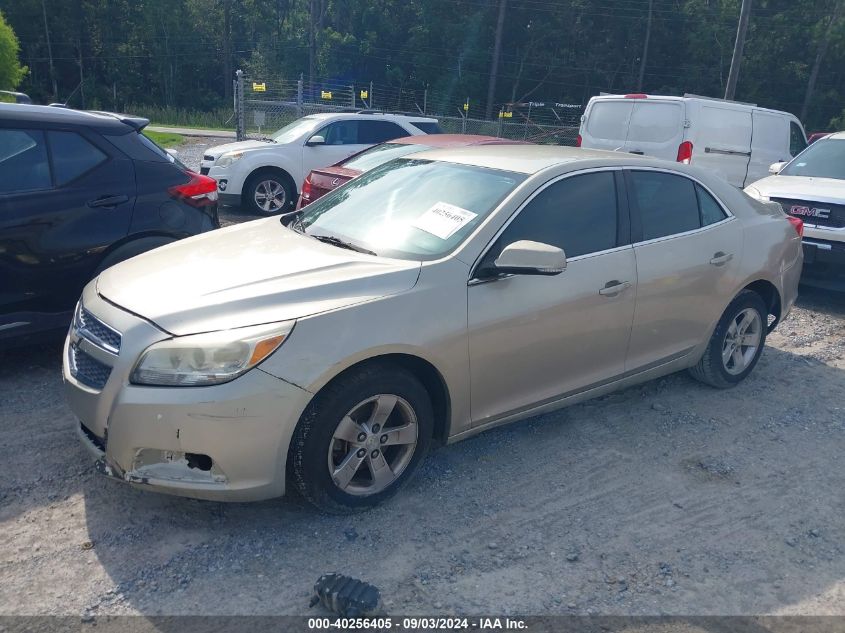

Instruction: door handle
[88,195,129,208]
[598,280,631,297]
[629,150,644,155]
[709,252,734,266]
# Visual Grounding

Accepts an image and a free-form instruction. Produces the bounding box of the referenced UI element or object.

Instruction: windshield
[297,158,525,260]
[342,142,430,172]
[781,138,845,180]
[270,116,323,143]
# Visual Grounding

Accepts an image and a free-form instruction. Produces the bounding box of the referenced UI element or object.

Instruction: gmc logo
[790,205,831,219]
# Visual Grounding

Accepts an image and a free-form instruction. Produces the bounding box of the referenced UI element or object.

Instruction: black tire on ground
[289,363,434,514]
[92,236,176,277]
[688,289,769,389]
[242,169,294,216]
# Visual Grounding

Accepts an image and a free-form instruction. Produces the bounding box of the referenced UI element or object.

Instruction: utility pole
[801,0,843,122]
[223,0,232,101]
[725,0,752,100]
[636,0,653,91]
[41,0,57,100]
[485,0,507,119]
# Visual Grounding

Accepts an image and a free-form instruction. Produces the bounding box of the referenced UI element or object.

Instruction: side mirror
[165,148,179,158]
[307,135,325,147]
[493,240,567,276]
[769,161,787,174]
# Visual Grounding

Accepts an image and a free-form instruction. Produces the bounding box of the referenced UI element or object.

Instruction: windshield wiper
[311,233,377,256]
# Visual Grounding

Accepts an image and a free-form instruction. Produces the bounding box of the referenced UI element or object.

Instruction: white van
[578,93,808,188]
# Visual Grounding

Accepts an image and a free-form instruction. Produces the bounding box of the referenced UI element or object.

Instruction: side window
[696,184,728,227]
[318,121,359,145]
[48,131,107,186]
[358,121,408,144]
[0,129,52,194]
[629,171,699,241]
[490,171,618,262]
[790,122,807,156]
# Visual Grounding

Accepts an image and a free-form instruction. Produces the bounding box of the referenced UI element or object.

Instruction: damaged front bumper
[64,283,313,502]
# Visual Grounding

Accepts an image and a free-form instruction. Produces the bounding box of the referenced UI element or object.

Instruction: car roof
[409,144,648,174]
[826,131,845,140]
[303,112,437,123]
[390,134,528,147]
[0,103,146,134]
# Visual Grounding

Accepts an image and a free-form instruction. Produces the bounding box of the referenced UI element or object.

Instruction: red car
[297,134,529,208]
[807,132,833,144]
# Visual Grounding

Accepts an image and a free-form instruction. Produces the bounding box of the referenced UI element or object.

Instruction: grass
[144,130,185,146]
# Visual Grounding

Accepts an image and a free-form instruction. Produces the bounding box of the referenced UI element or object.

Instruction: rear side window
[585,101,633,141]
[790,122,807,156]
[0,129,51,193]
[358,121,408,144]
[411,121,442,134]
[629,171,699,240]
[627,102,683,143]
[696,184,728,226]
[48,131,107,186]
[493,171,618,259]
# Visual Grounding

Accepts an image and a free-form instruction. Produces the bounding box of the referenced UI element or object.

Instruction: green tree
[0,9,26,89]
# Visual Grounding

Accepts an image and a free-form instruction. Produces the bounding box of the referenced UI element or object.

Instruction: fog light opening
[186,453,213,471]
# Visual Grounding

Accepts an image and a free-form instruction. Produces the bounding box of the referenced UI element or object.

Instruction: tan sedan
[63,146,803,512]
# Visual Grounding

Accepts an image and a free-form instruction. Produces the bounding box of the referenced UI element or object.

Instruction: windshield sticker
[413,202,478,240]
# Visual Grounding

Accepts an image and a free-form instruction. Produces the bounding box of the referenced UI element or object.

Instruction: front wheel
[243,171,293,215]
[289,364,433,513]
[689,290,768,389]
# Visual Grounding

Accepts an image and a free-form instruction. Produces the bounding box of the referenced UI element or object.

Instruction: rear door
[624,169,742,371]
[749,110,790,185]
[623,100,685,161]
[580,99,634,151]
[0,125,135,328]
[692,105,752,187]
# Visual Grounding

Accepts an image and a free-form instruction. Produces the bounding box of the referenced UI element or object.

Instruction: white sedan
[745,131,845,274]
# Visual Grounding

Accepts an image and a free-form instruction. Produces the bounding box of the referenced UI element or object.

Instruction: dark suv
[0,104,219,346]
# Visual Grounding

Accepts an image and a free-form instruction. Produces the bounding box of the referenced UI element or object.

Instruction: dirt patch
[1,285,843,617]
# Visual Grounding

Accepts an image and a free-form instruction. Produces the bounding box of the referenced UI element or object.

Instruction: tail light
[624,93,648,99]
[787,216,804,237]
[168,171,218,207]
[676,141,693,164]
[301,175,313,204]
[576,134,582,147]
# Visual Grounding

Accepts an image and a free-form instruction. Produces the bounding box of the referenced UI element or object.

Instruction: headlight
[130,321,294,387]
[215,152,244,168]
[744,186,769,202]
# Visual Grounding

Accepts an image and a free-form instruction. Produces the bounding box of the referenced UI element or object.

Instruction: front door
[467,170,636,426]
[303,120,369,176]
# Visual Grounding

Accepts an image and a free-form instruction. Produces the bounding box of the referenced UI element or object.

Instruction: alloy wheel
[721,307,762,375]
[254,179,286,213]
[327,394,418,496]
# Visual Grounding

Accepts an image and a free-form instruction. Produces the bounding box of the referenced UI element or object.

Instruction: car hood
[96,218,421,336]
[749,175,845,204]
[205,139,275,159]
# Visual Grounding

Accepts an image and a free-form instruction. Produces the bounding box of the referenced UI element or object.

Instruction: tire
[92,236,175,277]
[289,363,434,514]
[688,290,768,389]
[243,170,294,216]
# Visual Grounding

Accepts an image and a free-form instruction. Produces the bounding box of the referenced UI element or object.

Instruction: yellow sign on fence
[499,110,513,118]
[252,82,266,92]
[463,102,469,111]
[360,89,369,99]
[321,90,332,100]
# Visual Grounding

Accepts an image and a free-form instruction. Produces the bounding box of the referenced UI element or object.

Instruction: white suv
[202,113,440,214]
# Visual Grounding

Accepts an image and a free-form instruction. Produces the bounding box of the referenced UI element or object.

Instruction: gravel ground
[0,140,843,618]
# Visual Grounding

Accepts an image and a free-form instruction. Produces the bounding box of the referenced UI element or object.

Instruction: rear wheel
[289,364,433,514]
[243,170,293,215]
[689,290,767,388]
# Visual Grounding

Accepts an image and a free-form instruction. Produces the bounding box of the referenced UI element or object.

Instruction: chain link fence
[234,71,581,145]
